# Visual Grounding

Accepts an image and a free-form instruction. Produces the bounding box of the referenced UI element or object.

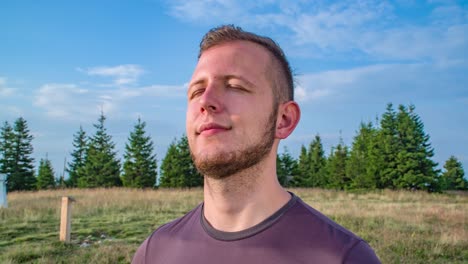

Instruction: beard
[191,107,278,179]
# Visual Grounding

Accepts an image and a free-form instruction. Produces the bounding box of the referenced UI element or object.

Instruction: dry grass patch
[1,188,467,263]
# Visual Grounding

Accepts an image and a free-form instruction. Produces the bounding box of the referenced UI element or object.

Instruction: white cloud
[295,64,393,102]
[278,2,467,62]
[0,77,15,97]
[294,60,468,105]
[2,105,23,116]
[34,82,187,121]
[79,64,145,86]
[357,23,468,61]
[168,0,264,23]
[34,84,99,120]
[286,1,391,48]
[166,1,468,62]
[294,85,330,102]
[116,84,186,99]
[430,4,468,25]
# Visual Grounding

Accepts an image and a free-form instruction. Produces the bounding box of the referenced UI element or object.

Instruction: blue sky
[1,0,467,178]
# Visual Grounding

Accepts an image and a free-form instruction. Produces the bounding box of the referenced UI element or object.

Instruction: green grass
[0,188,467,263]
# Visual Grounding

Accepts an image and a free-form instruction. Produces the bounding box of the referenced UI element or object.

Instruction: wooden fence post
[60,196,75,243]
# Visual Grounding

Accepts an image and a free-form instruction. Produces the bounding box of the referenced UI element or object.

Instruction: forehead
[191,41,274,86]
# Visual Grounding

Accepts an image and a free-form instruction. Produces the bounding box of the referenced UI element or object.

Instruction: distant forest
[0,103,466,192]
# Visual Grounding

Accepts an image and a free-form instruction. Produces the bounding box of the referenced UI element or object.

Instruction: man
[133,25,381,264]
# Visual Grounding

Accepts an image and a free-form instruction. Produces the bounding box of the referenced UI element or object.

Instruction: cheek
[186,104,198,121]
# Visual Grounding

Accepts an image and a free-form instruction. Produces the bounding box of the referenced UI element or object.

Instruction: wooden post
[60,196,75,243]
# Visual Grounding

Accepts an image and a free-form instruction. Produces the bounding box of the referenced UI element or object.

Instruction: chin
[195,139,234,153]
[195,148,232,161]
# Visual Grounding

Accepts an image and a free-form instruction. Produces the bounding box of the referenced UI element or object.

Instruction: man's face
[186,41,278,178]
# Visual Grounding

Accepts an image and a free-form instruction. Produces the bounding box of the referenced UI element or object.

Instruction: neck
[202,151,290,232]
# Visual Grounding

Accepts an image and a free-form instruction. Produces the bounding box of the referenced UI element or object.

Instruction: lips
[197,123,231,135]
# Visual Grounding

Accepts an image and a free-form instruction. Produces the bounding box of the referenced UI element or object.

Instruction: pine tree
[394,105,439,191]
[441,156,467,191]
[36,156,56,189]
[158,135,202,188]
[66,126,87,187]
[176,135,202,187]
[292,145,309,187]
[8,118,36,191]
[326,140,349,190]
[122,118,157,188]
[0,121,15,191]
[79,113,121,187]
[368,103,400,189]
[159,140,179,187]
[347,122,377,189]
[276,147,298,187]
[308,134,327,188]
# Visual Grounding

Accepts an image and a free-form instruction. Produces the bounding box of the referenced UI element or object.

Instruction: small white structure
[0,174,7,208]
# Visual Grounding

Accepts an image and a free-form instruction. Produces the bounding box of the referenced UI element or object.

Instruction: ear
[275,101,301,139]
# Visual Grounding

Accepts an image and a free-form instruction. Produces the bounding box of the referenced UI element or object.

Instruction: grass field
[0,188,467,263]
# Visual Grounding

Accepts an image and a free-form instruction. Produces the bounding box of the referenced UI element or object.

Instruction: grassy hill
[0,188,467,263]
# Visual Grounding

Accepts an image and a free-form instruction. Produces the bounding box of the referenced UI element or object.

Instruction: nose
[199,83,223,114]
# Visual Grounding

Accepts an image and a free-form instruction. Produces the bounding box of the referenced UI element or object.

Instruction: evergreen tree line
[277,104,467,192]
[66,113,158,189]
[0,103,466,192]
[0,113,160,190]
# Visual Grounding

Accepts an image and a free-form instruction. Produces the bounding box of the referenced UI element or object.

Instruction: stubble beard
[191,107,278,179]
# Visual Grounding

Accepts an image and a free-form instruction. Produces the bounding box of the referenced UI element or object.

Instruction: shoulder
[131,203,203,264]
[132,236,150,264]
[284,195,380,263]
[294,198,360,239]
[152,202,203,236]
[343,240,381,264]
[286,197,360,241]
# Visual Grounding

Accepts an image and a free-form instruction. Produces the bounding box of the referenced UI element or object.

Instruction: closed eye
[227,83,249,92]
[189,88,205,99]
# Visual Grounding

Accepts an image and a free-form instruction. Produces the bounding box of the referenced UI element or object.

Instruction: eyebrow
[189,74,256,89]
[188,79,205,91]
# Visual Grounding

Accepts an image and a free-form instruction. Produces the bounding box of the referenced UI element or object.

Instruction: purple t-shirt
[133,193,381,264]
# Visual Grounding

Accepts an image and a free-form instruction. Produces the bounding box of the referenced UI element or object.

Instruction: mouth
[197,122,231,136]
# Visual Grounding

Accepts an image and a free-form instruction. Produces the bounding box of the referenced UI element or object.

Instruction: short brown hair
[199,25,294,102]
